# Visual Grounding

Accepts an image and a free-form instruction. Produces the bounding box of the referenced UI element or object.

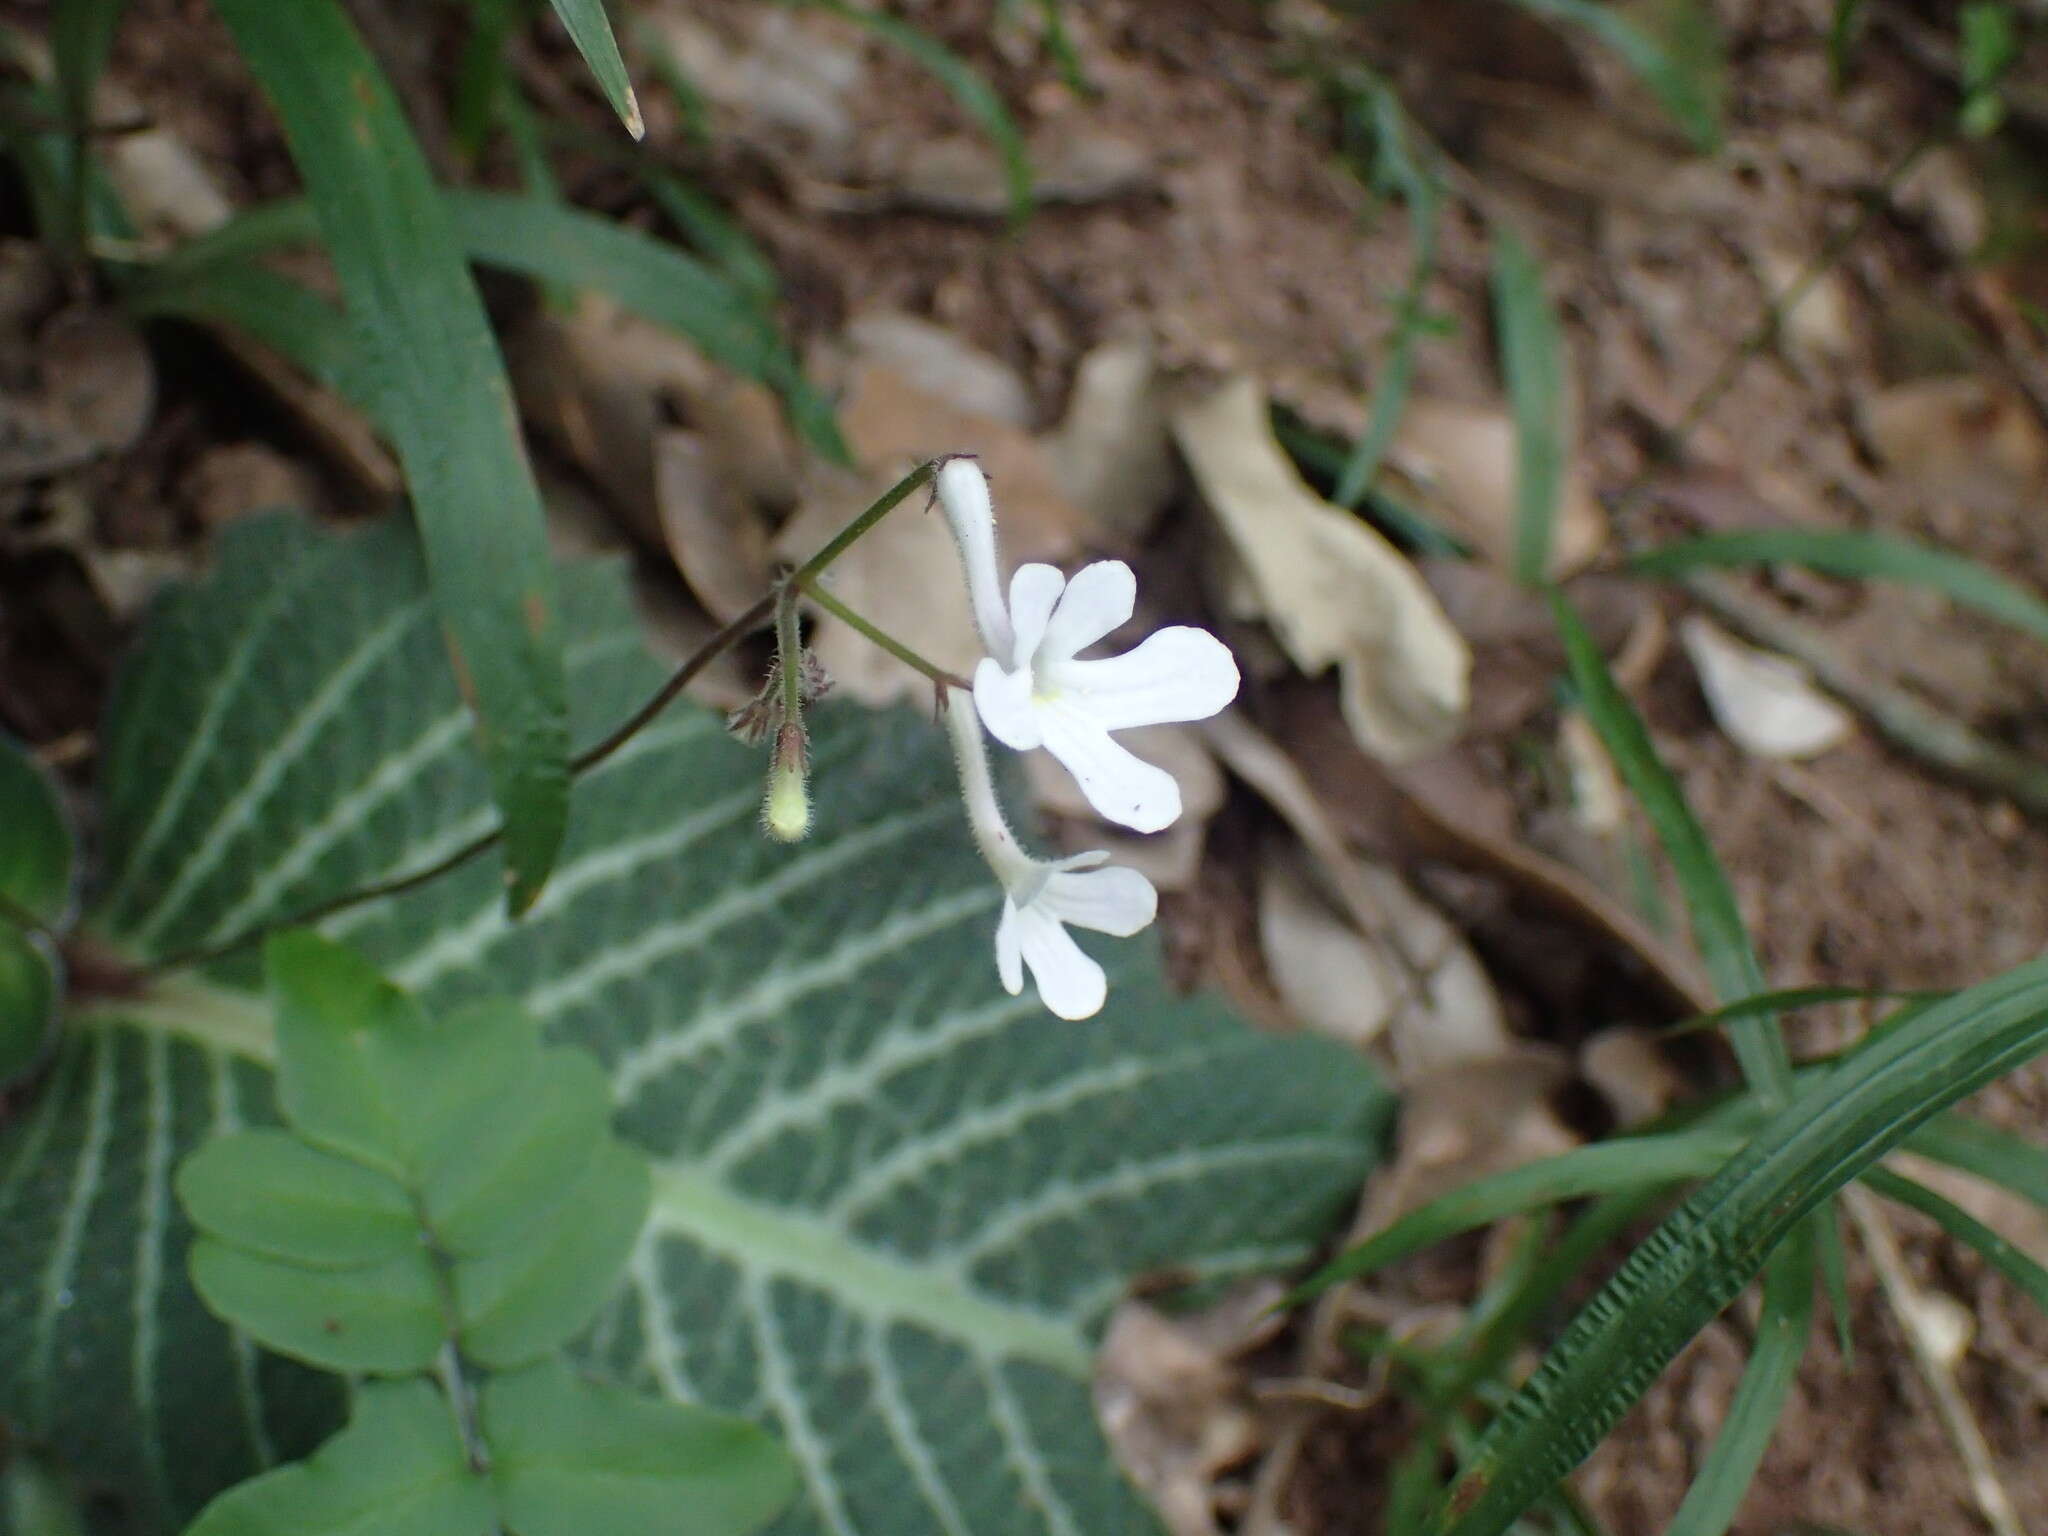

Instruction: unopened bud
[762,722,811,842]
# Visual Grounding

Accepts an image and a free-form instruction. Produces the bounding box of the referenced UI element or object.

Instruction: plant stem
[788,460,937,587]
[0,891,55,945]
[795,577,971,690]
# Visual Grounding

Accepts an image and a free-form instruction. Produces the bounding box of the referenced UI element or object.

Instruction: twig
[1844,1186,2024,1536]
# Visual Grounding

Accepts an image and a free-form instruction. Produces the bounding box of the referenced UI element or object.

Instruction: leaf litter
[8,0,2048,1532]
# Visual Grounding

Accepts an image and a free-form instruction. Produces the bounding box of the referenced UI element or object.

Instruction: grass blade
[1664,984,1941,1039]
[1493,230,1566,585]
[212,0,571,914]
[1861,1166,2048,1313]
[797,0,1033,224]
[121,260,374,415]
[544,0,643,138]
[1290,1128,1741,1301]
[51,0,124,248]
[1438,954,2048,1536]
[1664,1235,1815,1536]
[1905,1113,2048,1209]
[441,189,845,461]
[1334,83,1439,510]
[1553,595,1790,1101]
[1633,528,2048,650]
[1510,0,1720,150]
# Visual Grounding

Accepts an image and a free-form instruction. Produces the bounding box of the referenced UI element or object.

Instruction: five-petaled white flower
[935,458,1240,834]
[944,690,1157,1019]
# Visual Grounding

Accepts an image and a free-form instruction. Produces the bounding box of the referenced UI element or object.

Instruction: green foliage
[0,736,73,1082]
[1633,528,2048,650]
[1331,79,1441,512]
[173,934,786,1535]
[1509,0,1722,151]
[120,187,843,464]
[544,0,643,138]
[2,512,1386,1534]
[1491,231,1566,587]
[210,0,571,916]
[180,934,647,1375]
[0,736,73,934]
[1437,957,2048,1534]
[1960,3,2019,137]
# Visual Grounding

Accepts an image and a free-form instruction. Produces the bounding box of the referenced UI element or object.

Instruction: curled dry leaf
[1388,398,1606,578]
[1045,333,1179,546]
[1096,1298,1269,1536]
[653,430,775,623]
[1172,375,1469,762]
[0,307,155,485]
[839,310,1034,429]
[1367,1046,1578,1225]
[1680,614,1853,760]
[1862,376,2048,502]
[1257,849,1508,1066]
[509,297,795,559]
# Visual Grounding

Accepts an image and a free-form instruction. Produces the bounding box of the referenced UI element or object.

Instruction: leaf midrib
[646,1165,1091,1375]
[67,977,1096,1378]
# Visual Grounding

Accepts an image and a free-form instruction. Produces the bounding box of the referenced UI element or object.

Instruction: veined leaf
[183,1378,487,1536]
[545,0,643,139]
[1632,528,2048,650]
[4,512,1386,1533]
[1438,957,2048,1536]
[209,0,571,913]
[0,924,61,1083]
[482,1357,797,1536]
[0,733,74,930]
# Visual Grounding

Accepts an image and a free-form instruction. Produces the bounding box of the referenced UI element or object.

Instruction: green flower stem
[788,460,937,588]
[775,587,806,726]
[795,577,970,692]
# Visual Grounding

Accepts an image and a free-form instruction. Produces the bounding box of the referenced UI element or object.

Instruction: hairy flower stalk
[943,689,1157,1019]
[936,458,1241,833]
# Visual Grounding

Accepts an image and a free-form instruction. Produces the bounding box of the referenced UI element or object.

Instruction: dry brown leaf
[653,430,775,623]
[1862,376,2048,501]
[641,5,866,169]
[0,306,154,485]
[879,127,1154,218]
[1257,849,1508,1063]
[1044,334,1179,545]
[1097,1300,1266,1536]
[1173,375,1469,762]
[1365,1047,1578,1224]
[1680,614,1853,760]
[839,311,1033,428]
[1387,398,1606,577]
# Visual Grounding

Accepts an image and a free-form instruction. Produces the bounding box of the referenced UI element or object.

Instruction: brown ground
[3,0,2047,1531]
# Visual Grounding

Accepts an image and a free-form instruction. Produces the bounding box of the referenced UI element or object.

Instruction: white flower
[933,456,1240,835]
[944,690,1157,1020]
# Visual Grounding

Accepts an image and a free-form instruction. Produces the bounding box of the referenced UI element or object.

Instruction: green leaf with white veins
[5,511,1389,1533]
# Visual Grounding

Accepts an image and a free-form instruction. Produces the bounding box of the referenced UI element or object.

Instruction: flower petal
[1006,564,1067,669]
[1054,627,1240,732]
[1039,560,1135,664]
[935,456,1012,658]
[1042,865,1157,937]
[974,658,1044,750]
[994,898,1025,995]
[1037,702,1183,833]
[1011,902,1108,1019]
